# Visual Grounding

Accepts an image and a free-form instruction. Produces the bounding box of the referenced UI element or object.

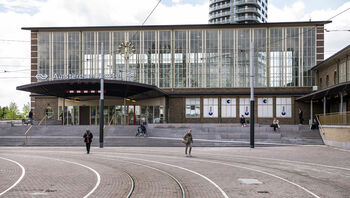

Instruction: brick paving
[0,146,349,198]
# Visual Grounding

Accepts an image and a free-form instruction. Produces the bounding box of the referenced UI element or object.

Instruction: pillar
[340,92,344,112]
[323,96,326,115]
[310,99,313,123]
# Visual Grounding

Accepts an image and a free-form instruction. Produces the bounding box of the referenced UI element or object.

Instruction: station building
[17,21,329,125]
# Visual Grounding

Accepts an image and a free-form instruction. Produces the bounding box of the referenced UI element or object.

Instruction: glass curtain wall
[303,27,315,86]
[129,31,141,83]
[237,29,250,87]
[286,28,299,87]
[206,30,219,88]
[159,31,171,88]
[174,31,187,88]
[38,33,50,81]
[269,28,283,87]
[189,30,203,88]
[254,29,267,87]
[82,32,95,75]
[113,32,125,80]
[53,32,65,75]
[222,29,234,87]
[37,27,317,88]
[68,32,80,75]
[97,32,111,76]
[143,31,157,86]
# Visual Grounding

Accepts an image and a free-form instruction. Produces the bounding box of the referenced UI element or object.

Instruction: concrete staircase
[0,123,323,147]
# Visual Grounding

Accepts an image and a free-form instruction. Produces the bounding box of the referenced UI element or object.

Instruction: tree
[5,102,20,119]
[22,102,30,118]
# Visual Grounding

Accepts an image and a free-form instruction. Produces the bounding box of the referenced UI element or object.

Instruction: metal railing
[37,115,47,135]
[24,125,33,145]
[104,112,117,137]
[317,112,350,125]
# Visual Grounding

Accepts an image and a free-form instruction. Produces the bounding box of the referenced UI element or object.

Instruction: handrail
[24,125,33,145]
[315,115,326,142]
[317,111,350,125]
[104,111,117,137]
[37,115,47,135]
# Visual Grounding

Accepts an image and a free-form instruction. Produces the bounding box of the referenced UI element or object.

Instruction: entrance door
[79,106,90,125]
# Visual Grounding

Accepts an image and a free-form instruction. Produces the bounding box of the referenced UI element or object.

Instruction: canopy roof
[16,79,167,99]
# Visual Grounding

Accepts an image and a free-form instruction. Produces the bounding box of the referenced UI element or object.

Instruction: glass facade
[37,26,317,88]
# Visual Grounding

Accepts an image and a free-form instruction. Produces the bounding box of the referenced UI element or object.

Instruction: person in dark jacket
[183,129,193,157]
[298,108,303,124]
[83,130,93,154]
[28,110,33,125]
[240,115,246,127]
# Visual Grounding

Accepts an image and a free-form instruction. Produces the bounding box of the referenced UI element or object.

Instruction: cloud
[269,1,350,58]
[0,0,349,110]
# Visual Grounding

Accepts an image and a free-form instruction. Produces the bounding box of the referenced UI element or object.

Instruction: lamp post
[99,42,104,148]
[250,40,255,148]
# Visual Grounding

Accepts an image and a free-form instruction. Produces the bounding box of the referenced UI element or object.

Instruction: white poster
[239,98,250,118]
[258,98,273,118]
[204,98,218,118]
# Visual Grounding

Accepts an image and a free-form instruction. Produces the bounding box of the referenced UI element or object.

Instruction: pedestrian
[183,129,193,157]
[240,115,246,127]
[83,130,93,154]
[311,119,319,129]
[270,118,280,131]
[298,108,303,124]
[28,110,33,125]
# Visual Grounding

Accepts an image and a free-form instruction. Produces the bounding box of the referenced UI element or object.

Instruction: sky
[0,0,349,111]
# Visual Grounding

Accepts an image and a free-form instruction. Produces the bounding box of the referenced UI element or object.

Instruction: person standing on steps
[28,110,33,125]
[83,130,93,154]
[183,129,193,157]
[298,108,303,124]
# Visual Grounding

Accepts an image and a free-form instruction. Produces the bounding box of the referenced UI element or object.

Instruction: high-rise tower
[209,0,268,24]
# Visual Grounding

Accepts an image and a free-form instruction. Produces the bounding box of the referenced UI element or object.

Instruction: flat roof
[311,44,350,71]
[22,21,331,31]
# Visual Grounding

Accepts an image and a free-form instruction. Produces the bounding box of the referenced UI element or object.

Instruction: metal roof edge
[21,21,332,31]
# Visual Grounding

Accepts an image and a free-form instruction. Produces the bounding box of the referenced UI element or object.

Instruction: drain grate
[257,191,269,194]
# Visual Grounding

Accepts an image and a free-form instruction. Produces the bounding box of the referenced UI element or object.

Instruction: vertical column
[310,99,313,123]
[340,92,344,112]
[323,96,326,115]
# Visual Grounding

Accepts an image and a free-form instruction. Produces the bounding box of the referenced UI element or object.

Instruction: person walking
[83,130,93,154]
[28,110,33,125]
[183,129,193,157]
[298,108,303,124]
[240,115,246,127]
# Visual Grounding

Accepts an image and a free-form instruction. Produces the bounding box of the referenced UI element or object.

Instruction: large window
[237,29,250,87]
[206,30,219,88]
[38,32,50,81]
[203,98,218,118]
[258,98,273,118]
[221,98,236,118]
[159,31,171,88]
[186,98,200,118]
[276,98,292,118]
[175,31,187,88]
[189,30,203,88]
[239,98,250,118]
[221,30,234,87]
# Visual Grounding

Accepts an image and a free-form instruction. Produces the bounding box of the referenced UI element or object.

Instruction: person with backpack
[183,129,193,157]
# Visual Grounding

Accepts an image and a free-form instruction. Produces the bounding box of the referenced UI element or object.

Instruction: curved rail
[124,170,135,198]
[120,159,186,198]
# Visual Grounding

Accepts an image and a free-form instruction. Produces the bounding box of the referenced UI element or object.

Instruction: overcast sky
[0,0,349,111]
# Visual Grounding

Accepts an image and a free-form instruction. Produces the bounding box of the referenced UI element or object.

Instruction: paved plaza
[0,146,349,198]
